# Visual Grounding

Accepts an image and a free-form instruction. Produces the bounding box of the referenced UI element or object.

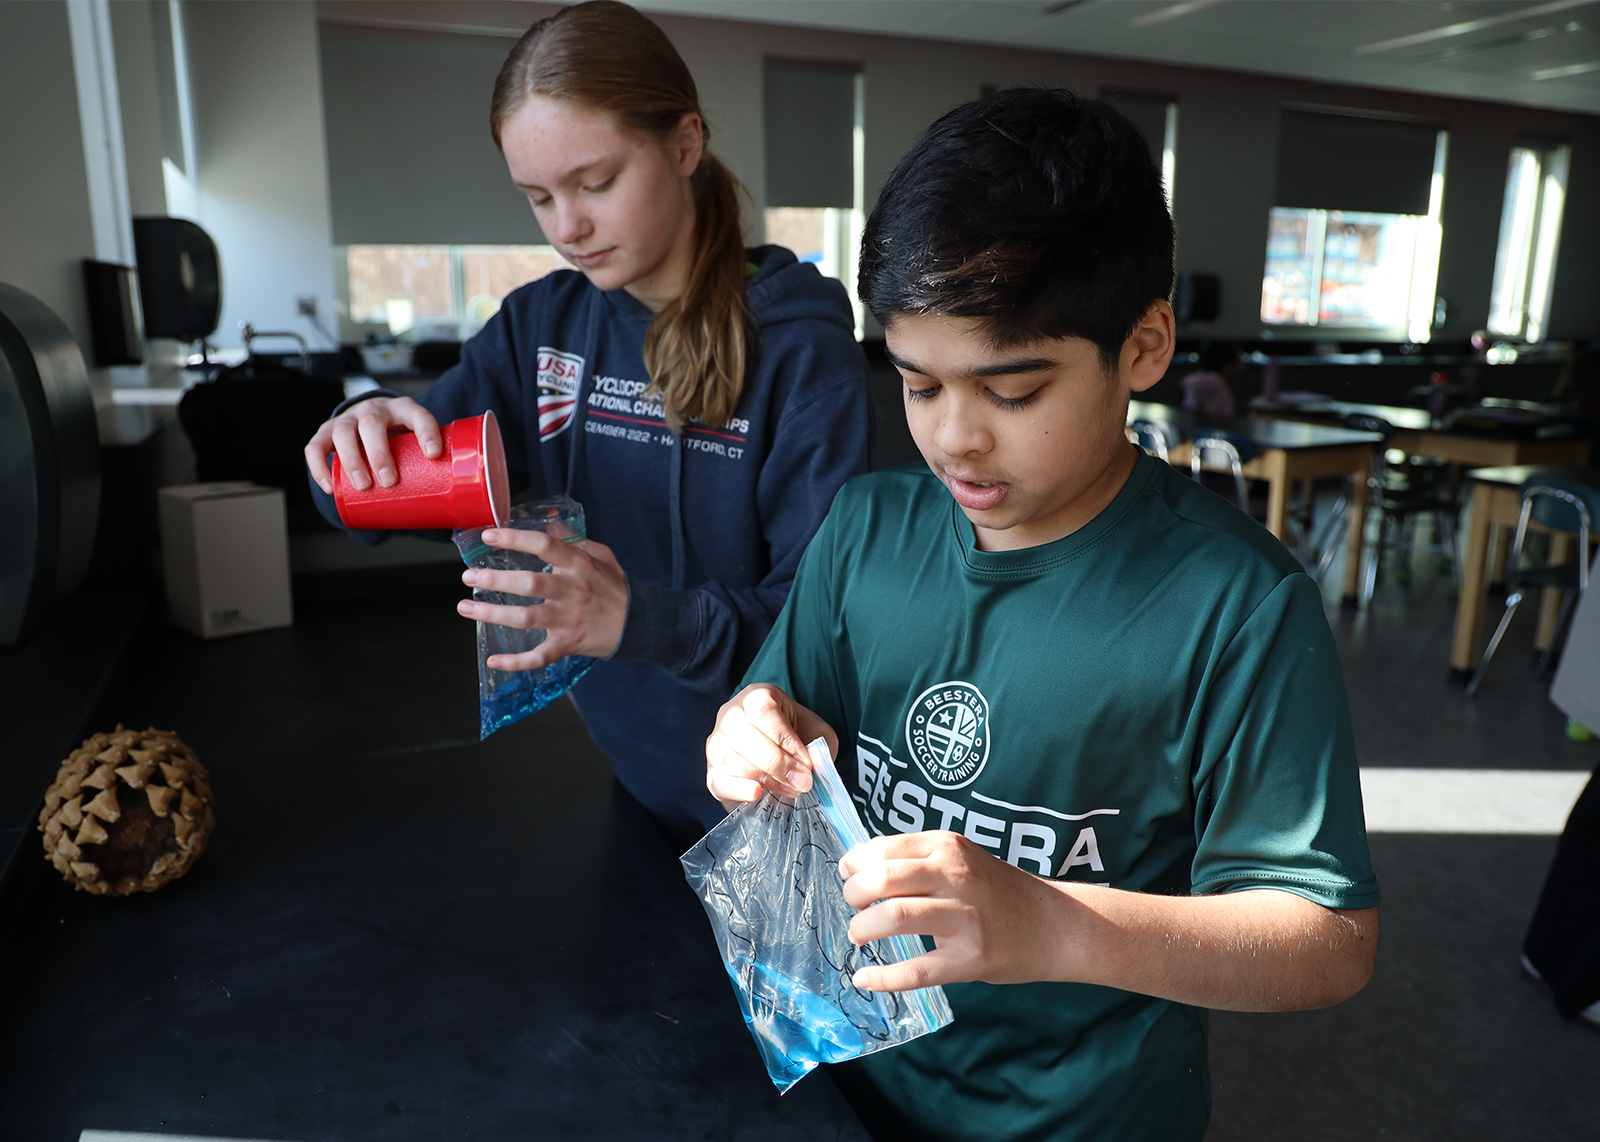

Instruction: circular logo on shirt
[905,681,991,789]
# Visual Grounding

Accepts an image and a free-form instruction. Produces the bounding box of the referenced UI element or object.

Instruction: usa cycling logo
[536,347,584,440]
[905,681,991,789]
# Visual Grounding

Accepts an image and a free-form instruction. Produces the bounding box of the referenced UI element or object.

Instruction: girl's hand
[705,684,838,810]
[457,528,628,667]
[838,830,1058,992]
[303,397,442,495]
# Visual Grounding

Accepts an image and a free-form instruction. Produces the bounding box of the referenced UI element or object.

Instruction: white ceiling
[632,0,1600,114]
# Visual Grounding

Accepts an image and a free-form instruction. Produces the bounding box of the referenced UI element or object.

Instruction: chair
[1190,431,1256,512]
[1311,414,1459,600]
[1466,477,1600,697]
[1128,418,1174,462]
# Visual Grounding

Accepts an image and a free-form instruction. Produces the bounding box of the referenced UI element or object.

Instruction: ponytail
[491,0,752,430]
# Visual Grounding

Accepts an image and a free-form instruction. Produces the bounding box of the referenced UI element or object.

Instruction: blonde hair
[491,0,750,430]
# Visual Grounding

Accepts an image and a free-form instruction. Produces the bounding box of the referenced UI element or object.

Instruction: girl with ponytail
[305,1,871,842]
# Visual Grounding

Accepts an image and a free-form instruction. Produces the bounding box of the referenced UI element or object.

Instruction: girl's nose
[547,200,591,247]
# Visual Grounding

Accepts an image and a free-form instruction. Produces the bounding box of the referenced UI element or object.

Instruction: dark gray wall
[314,1,1600,341]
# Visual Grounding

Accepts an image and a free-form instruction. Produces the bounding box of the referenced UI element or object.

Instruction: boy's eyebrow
[886,348,1060,379]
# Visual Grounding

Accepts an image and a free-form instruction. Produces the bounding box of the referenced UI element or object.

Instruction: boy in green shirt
[705,88,1379,1140]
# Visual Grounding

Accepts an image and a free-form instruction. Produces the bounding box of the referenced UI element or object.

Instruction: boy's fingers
[357,412,399,488]
[851,950,955,994]
[708,769,763,806]
[847,896,957,947]
[840,859,946,909]
[839,832,938,877]
[705,730,777,805]
[329,419,372,491]
[740,689,813,791]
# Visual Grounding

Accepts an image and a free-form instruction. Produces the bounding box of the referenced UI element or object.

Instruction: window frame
[1487,142,1570,344]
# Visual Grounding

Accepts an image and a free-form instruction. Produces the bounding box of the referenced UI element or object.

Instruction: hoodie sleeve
[612,315,871,695]
[307,294,541,542]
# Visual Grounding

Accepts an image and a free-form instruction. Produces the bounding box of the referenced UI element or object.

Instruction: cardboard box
[158,482,293,638]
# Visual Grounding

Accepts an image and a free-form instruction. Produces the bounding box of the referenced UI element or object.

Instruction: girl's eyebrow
[514,155,621,194]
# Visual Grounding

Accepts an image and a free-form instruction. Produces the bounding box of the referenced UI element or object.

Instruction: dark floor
[1207,553,1600,1141]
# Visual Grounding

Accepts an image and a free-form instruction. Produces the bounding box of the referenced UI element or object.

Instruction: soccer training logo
[905,681,991,789]
[536,347,584,440]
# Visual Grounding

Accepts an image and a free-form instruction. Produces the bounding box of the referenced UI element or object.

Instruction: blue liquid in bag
[454,497,595,739]
[478,654,594,738]
[731,957,871,1087]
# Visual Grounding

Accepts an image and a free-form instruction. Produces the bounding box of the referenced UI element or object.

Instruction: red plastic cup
[332,411,509,530]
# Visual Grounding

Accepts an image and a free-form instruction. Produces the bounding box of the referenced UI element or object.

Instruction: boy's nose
[934,410,993,458]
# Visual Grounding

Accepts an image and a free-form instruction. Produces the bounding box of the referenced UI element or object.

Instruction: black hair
[859,87,1174,371]
[1197,339,1240,371]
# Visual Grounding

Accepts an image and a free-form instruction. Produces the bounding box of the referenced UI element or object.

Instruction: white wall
[315,0,1600,343]
[0,1,115,419]
[183,0,338,351]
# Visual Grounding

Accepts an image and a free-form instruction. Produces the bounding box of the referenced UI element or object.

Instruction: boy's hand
[304,396,442,494]
[839,831,1057,991]
[457,528,628,666]
[705,684,838,810]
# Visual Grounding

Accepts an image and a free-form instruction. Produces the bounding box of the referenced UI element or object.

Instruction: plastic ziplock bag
[453,497,596,739]
[681,738,954,1092]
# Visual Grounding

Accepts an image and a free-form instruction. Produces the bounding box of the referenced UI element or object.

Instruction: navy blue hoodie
[313,246,870,825]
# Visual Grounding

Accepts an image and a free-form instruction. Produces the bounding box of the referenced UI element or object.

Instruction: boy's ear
[1124,300,1176,394]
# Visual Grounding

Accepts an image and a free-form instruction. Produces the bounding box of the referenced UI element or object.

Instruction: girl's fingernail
[378,466,396,486]
[424,442,442,457]
[352,472,371,491]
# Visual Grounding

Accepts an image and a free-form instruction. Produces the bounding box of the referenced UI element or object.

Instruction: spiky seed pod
[38,726,214,895]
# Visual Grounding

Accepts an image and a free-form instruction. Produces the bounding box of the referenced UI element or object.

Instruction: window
[1487,143,1569,343]
[1261,209,1439,337]
[1262,110,1446,341]
[341,245,568,338]
[763,58,864,336]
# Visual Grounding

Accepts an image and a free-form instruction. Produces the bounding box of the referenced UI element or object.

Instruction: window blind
[1102,89,1171,166]
[1276,109,1442,217]
[319,25,543,246]
[763,58,858,209]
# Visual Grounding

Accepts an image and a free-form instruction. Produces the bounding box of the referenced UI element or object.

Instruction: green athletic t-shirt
[742,451,1380,1142]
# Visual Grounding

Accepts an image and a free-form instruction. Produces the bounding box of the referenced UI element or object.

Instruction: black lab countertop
[0,574,868,1141]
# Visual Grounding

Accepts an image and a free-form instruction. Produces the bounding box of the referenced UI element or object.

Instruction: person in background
[1181,338,1241,420]
[303,0,869,845]
[706,89,1377,1141]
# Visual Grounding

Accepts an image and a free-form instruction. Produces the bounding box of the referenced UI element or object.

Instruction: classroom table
[1450,465,1600,677]
[1252,398,1592,468]
[1128,401,1382,603]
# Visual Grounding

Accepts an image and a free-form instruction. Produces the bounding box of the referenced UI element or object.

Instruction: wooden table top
[1466,465,1600,489]
[1251,397,1583,440]
[1129,401,1383,451]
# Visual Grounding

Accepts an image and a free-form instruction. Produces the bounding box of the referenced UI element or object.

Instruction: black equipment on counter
[0,283,102,649]
[178,328,344,534]
[82,260,146,367]
[132,217,221,342]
